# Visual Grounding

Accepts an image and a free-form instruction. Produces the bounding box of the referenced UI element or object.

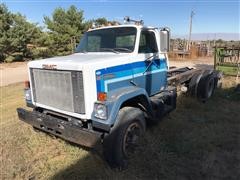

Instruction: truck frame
[17,18,222,168]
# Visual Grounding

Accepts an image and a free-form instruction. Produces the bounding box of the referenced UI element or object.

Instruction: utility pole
[187,10,195,51]
[214,33,216,47]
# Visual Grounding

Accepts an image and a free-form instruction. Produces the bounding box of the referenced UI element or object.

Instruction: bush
[3,53,24,63]
[14,55,24,61]
[56,51,72,56]
[4,55,15,63]
[0,54,6,62]
[12,52,24,61]
[31,48,55,59]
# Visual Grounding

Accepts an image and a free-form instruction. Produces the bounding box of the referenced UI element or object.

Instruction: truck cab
[21,24,171,124]
[17,22,219,167]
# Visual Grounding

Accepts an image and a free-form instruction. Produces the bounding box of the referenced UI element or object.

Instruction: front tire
[103,107,146,168]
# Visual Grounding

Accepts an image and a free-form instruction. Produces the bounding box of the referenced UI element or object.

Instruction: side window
[138,31,158,53]
[87,36,101,51]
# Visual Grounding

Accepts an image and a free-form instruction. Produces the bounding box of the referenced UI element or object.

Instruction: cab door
[132,29,167,96]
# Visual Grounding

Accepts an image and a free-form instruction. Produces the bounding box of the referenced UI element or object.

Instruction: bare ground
[0,57,214,87]
[0,62,28,87]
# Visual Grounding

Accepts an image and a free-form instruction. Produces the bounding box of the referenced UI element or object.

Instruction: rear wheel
[103,107,146,168]
[197,74,215,102]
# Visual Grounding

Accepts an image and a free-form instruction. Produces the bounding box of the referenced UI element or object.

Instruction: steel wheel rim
[123,122,141,157]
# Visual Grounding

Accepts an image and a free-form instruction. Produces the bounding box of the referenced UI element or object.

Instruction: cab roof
[87,24,156,32]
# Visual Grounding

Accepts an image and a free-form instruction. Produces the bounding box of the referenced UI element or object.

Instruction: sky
[1,0,240,40]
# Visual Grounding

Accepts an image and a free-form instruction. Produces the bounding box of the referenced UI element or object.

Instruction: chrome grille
[31,69,85,114]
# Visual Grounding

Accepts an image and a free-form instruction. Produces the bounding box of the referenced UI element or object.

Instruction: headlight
[24,88,32,101]
[94,103,107,120]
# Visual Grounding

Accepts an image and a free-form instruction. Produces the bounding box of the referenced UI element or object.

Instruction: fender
[91,86,152,131]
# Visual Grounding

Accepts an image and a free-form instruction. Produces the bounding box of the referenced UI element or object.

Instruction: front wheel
[103,107,146,168]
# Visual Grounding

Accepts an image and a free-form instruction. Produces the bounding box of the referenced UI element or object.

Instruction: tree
[9,13,42,57]
[0,3,121,61]
[0,3,13,61]
[94,17,108,26]
[44,5,86,54]
[0,3,42,61]
[91,17,120,27]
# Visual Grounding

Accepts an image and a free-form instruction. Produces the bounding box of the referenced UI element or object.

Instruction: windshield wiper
[114,48,132,53]
[100,48,119,54]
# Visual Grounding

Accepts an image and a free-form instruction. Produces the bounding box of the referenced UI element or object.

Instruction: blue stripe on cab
[96,59,167,96]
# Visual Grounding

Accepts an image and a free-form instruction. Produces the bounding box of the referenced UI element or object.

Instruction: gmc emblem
[42,64,57,69]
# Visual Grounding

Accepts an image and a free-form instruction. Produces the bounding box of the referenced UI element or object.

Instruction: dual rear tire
[197,74,216,102]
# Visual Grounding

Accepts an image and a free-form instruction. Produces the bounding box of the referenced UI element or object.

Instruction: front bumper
[17,108,102,148]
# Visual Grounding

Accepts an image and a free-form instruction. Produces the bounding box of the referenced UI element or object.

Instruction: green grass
[217,65,239,76]
[1,77,240,179]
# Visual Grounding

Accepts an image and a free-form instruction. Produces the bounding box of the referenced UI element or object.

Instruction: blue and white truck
[17,18,222,167]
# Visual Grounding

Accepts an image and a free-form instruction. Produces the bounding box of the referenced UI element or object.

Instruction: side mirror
[159,27,170,52]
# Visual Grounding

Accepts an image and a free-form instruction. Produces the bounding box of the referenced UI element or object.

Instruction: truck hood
[28,53,133,71]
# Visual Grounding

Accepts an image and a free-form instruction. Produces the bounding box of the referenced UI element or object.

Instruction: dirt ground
[1,62,29,87]
[0,57,214,87]
[170,57,214,69]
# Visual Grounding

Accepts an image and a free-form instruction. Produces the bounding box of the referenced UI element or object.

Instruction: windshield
[75,27,137,53]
